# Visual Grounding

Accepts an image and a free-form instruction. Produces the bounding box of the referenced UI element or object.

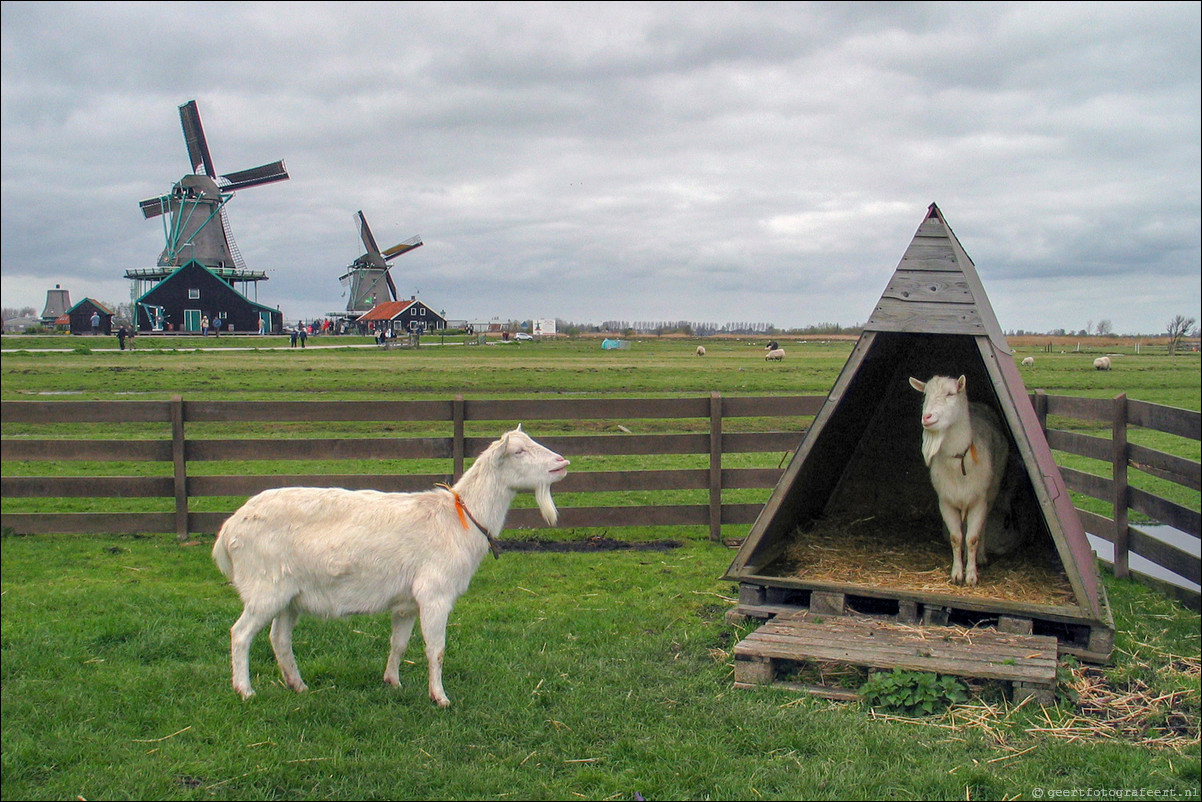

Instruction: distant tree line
[554,319,861,336]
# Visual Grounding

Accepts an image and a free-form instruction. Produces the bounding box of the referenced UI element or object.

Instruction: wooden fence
[2,392,1198,604]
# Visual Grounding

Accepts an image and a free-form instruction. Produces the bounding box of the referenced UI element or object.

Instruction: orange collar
[435,483,500,559]
[954,441,978,476]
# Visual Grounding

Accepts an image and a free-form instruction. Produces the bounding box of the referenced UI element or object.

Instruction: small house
[67,299,113,336]
[357,298,447,335]
[133,260,282,334]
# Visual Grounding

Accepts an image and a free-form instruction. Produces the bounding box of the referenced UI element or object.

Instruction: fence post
[1033,389,1048,432]
[709,391,723,542]
[171,395,188,543]
[1112,393,1129,578]
[453,394,465,481]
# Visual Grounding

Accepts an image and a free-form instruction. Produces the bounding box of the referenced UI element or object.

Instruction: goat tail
[212,524,235,580]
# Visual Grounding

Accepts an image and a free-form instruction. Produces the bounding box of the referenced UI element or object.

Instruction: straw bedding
[777,514,1075,606]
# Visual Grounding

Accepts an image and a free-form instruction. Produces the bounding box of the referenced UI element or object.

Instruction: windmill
[135,100,288,276]
[339,210,423,314]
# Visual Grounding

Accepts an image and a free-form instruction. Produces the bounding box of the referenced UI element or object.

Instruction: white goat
[696,346,706,356]
[1094,356,1111,370]
[1021,356,1035,366]
[765,348,785,361]
[212,426,569,707]
[909,375,1009,586]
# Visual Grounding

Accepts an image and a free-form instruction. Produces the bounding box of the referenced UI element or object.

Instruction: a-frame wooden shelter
[725,205,1113,691]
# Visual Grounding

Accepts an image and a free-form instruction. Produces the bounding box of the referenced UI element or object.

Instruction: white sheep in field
[696,346,706,356]
[909,375,1009,586]
[1021,356,1035,366]
[1094,355,1111,370]
[212,426,569,707]
[765,348,785,361]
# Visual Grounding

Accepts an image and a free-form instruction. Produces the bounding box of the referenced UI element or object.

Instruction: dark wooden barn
[67,298,113,336]
[724,204,1114,701]
[132,260,282,334]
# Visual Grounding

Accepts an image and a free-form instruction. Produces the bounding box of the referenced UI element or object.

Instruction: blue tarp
[601,338,625,350]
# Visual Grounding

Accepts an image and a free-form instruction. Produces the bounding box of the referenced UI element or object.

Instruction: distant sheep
[696,346,706,356]
[909,375,1009,586]
[1021,356,1035,366]
[765,348,785,361]
[1093,356,1111,370]
[213,426,569,707]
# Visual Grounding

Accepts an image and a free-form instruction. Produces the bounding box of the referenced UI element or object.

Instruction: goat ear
[908,377,925,392]
[957,375,967,393]
[515,423,523,433]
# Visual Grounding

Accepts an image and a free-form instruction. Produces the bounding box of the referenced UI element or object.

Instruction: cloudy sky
[2,2,1199,334]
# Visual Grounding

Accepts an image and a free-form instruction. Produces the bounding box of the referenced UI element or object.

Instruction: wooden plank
[865,303,986,334]
[464,433,709,458]
[1045,429,1111,461]
[1043,395,1112,423]
[1059,466,1112,501]
[1129,526,1201,586]
[188,474,453,496]
[183,399,453,422]
[878,272,976,304]
[1,439,172,462]
[735,617,1058,685]
[723,431,806,454]
[187,469,719,498]
[898,242,957,261]
[1,476,173,498]
[464,397,711,421]
[733,570,1095,622]
[1129,487,1202,536]
[721,396,825,417]
[0,400,173,424]
[1076,509,1116,542]
[1127,399,1201,441]
[186,437,453,461]
[738,632,1058,678]
[1128,442,1201,491]
[894,256,961,272]
[0,512,177,535]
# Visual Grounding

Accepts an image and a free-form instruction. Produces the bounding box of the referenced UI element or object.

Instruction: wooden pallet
[728,581,1115,663]
[733,610,1060,703]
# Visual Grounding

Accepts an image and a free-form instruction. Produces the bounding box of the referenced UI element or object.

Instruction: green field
[1,333,1199,801]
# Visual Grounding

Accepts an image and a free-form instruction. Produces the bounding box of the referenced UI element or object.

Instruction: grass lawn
[1,333,1198,800]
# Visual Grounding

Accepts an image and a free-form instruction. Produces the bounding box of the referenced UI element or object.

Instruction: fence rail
[3,392,1198,604]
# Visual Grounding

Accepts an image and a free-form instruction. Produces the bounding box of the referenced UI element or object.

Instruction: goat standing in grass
[213,426,569,707]
[909,375,1009,586]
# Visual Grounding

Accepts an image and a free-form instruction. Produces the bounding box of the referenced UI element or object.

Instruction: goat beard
[920,429,943,467]
[535,483,559,527]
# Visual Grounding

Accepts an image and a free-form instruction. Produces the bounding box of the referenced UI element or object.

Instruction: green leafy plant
[859,668,969,716]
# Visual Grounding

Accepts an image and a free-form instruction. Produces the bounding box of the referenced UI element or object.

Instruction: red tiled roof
[357,300,415,321]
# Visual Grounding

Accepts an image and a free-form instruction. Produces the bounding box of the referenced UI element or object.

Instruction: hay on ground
[777,514,1075,606]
